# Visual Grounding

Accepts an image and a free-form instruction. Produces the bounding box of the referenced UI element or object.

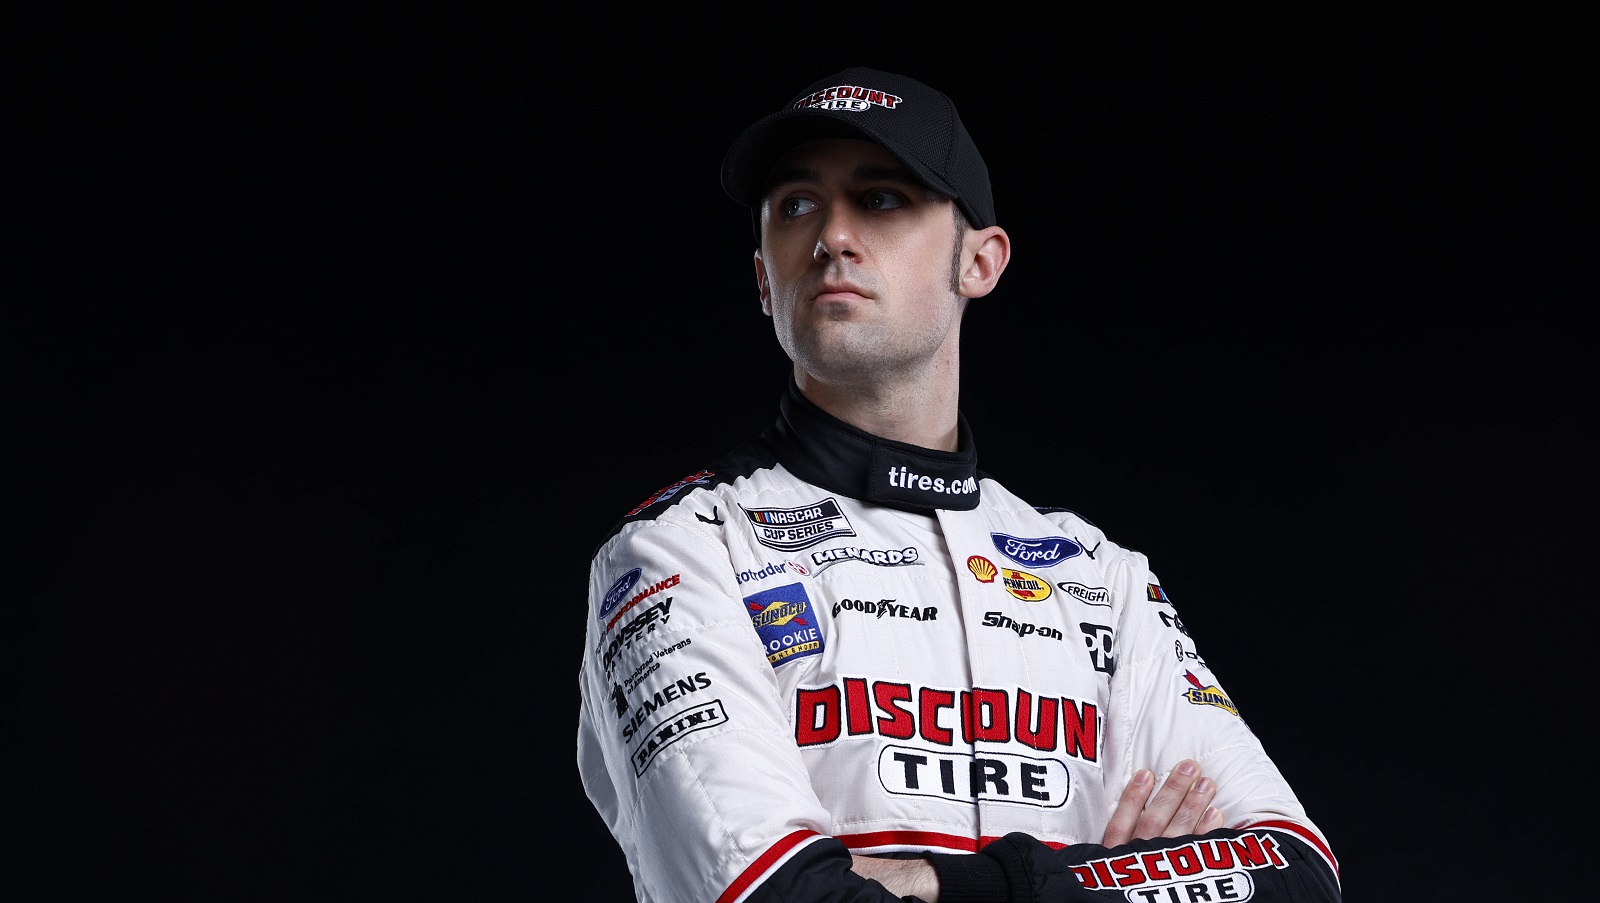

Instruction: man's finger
[1131,760,1201,840]
[1161,776,1217,838]
[1100,768,1154,847]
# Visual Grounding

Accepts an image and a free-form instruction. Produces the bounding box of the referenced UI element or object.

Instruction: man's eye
[862,190,905,211]
[782,197,818,217]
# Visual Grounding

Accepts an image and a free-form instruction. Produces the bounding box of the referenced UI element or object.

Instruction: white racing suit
[578,382,1340,903]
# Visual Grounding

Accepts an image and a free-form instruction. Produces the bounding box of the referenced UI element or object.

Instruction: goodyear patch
[743,582,824,668]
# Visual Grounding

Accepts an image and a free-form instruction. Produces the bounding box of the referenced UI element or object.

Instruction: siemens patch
[743,582,824,668]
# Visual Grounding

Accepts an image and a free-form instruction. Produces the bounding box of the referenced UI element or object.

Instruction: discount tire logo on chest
[879,744,1072,808]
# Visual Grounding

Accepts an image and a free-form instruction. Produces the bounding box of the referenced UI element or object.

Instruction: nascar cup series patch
[743,582,824,668]
[741,498,855,552]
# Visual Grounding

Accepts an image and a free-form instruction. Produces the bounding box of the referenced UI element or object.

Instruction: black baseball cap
[721,66,995,230]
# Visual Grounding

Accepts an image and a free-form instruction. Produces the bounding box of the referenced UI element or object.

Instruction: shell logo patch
[966,555,997,583]
[1000,568,1052,602]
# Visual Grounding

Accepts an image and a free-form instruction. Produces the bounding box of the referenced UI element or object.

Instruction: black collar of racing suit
[764,379,982,513]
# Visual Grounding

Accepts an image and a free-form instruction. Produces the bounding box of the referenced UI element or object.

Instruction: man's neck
[793,368,961,451]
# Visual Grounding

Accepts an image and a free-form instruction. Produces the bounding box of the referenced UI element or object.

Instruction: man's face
[754,138,968,388]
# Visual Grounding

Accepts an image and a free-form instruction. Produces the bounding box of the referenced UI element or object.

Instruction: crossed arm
[849,759,1222,901]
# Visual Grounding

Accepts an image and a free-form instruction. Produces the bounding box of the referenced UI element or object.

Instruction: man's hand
[1101,759,1224,847]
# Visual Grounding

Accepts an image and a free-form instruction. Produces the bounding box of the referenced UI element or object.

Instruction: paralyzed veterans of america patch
[743,582,824,668]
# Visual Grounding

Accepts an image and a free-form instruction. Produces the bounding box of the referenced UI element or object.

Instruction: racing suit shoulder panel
[590,436,780,555]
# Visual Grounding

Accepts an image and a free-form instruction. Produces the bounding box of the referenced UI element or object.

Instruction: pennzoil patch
[743,582,824,668]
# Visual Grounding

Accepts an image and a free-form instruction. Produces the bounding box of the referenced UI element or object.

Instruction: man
[577,66,1340,903]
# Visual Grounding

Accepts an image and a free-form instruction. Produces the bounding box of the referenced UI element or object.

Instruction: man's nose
[813,208,861,262]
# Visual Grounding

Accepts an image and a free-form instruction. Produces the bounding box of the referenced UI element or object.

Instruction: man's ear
[959,226,1011,300]
[754,249,773,316]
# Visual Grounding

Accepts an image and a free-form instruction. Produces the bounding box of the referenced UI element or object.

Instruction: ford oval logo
[990,533,1082,568]
[599,567,643,620]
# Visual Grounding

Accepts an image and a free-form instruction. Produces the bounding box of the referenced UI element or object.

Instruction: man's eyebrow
[764,165,820,192]
[850,164,921,187]
[763,163,925,194]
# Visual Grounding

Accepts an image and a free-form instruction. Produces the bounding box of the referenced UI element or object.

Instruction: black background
[8,16,1594,900]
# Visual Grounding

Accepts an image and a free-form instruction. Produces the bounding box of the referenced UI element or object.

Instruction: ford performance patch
[743,582,824,668]
[741,498,855,552]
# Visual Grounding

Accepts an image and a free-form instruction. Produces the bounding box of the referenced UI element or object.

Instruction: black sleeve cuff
[924,852,1011,903]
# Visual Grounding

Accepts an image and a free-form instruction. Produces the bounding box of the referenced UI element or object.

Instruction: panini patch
[743,582,824,668]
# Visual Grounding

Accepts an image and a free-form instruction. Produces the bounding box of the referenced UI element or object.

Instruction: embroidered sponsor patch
[1068,832,1287,894]
[599,567,642,621]
[808,545,921,575]
[627,470,713,516]
[1182,670,1238,716]
[1079,623,1115,675]
[877,744,1072,809]
[630,699,728,777]
[794,679,1101,764]
[1000,568,1052,602]
[599,573,681,637]
[1056,582,1110,607]
[966,555,998,583]
[735,560,795,585]
[741,498,856,552]
[990,533,1082,569]
[744,582,824,668]
[1147,583,1171,604]
[833,598,938,621]
[982,610,1063,640]
[598,593,675,678]
[794,83,903,113]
